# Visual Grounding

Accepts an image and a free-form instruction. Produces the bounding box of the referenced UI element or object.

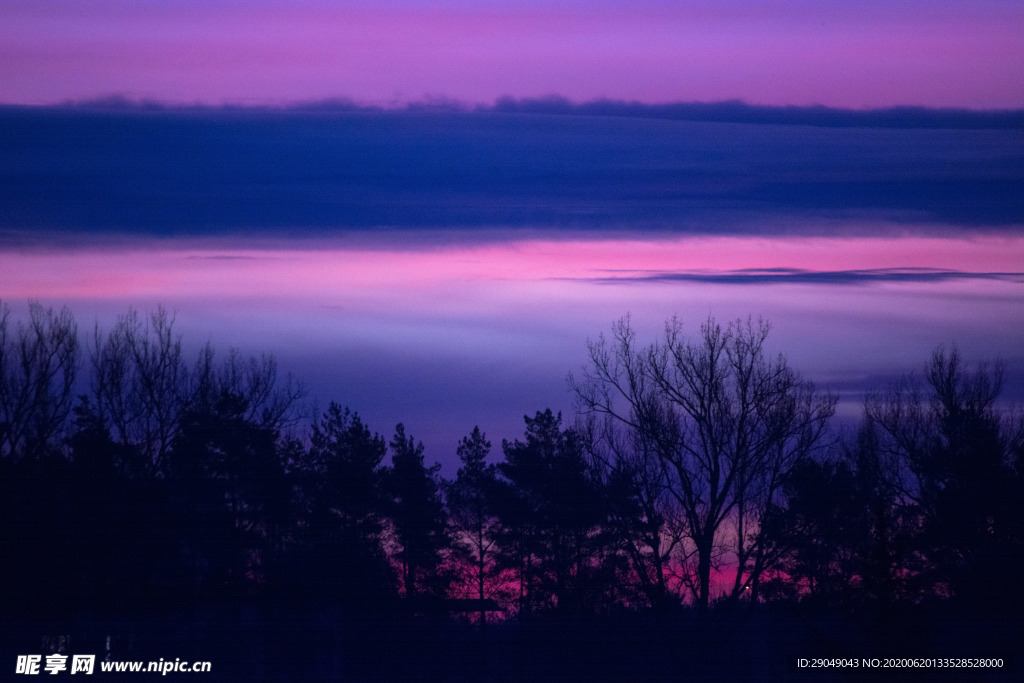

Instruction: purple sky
[3,234,1023,467]
[2,1,1023,468]
[3,0,1023,108]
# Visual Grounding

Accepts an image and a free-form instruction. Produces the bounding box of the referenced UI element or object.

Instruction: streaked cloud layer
[581,267,1024,286]
[3,108,1022,237]
[2,0,1022,108]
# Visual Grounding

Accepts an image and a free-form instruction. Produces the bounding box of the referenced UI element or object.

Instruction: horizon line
[3,95,1023,129]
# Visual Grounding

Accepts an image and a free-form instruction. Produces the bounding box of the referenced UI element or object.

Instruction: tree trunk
[478,527,486,625]
[696,534,712,613]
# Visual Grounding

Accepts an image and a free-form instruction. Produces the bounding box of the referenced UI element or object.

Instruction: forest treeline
[2,301,1023,674]
[2,301,1024,679]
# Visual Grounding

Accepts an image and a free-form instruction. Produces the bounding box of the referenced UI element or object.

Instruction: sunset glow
[5,234,1024,300]
[4,233,1022,461]
[2,0,1023,671]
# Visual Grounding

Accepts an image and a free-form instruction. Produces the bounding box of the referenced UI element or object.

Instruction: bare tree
[571,315,835,610]
[580,412,686,611]
[0,301,79,460]
[89,307,188,474]
[865,345,1024,600]
[90,308,306,475]
[192,343,306,433]
[866,345,1022,511]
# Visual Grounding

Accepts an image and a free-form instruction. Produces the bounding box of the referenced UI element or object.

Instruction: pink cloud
[3,231,1021,461]
[3,234,1022,302]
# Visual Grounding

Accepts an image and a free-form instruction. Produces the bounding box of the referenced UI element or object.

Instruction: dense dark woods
[2,301,1022,679]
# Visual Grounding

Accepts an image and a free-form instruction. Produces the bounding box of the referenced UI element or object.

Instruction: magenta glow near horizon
[3,233,1023,468]
[2,0,1023,108]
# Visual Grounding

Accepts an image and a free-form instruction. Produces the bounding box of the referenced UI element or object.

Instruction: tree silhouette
[496,410,607,615]
[59,404,186,612]
[447,426,503,622]
[168,389,288,597]
[290,403,392,605]
[866,345,1024,605]
[383,423,450,598]
[765,346,1024,607]
[87,309,305,478]
[572,316,835,610]
[761,454,872,604]
[88,307,188,475]
[4,299,1024,677]
[0,301,79,461]
[580,413,683,611]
